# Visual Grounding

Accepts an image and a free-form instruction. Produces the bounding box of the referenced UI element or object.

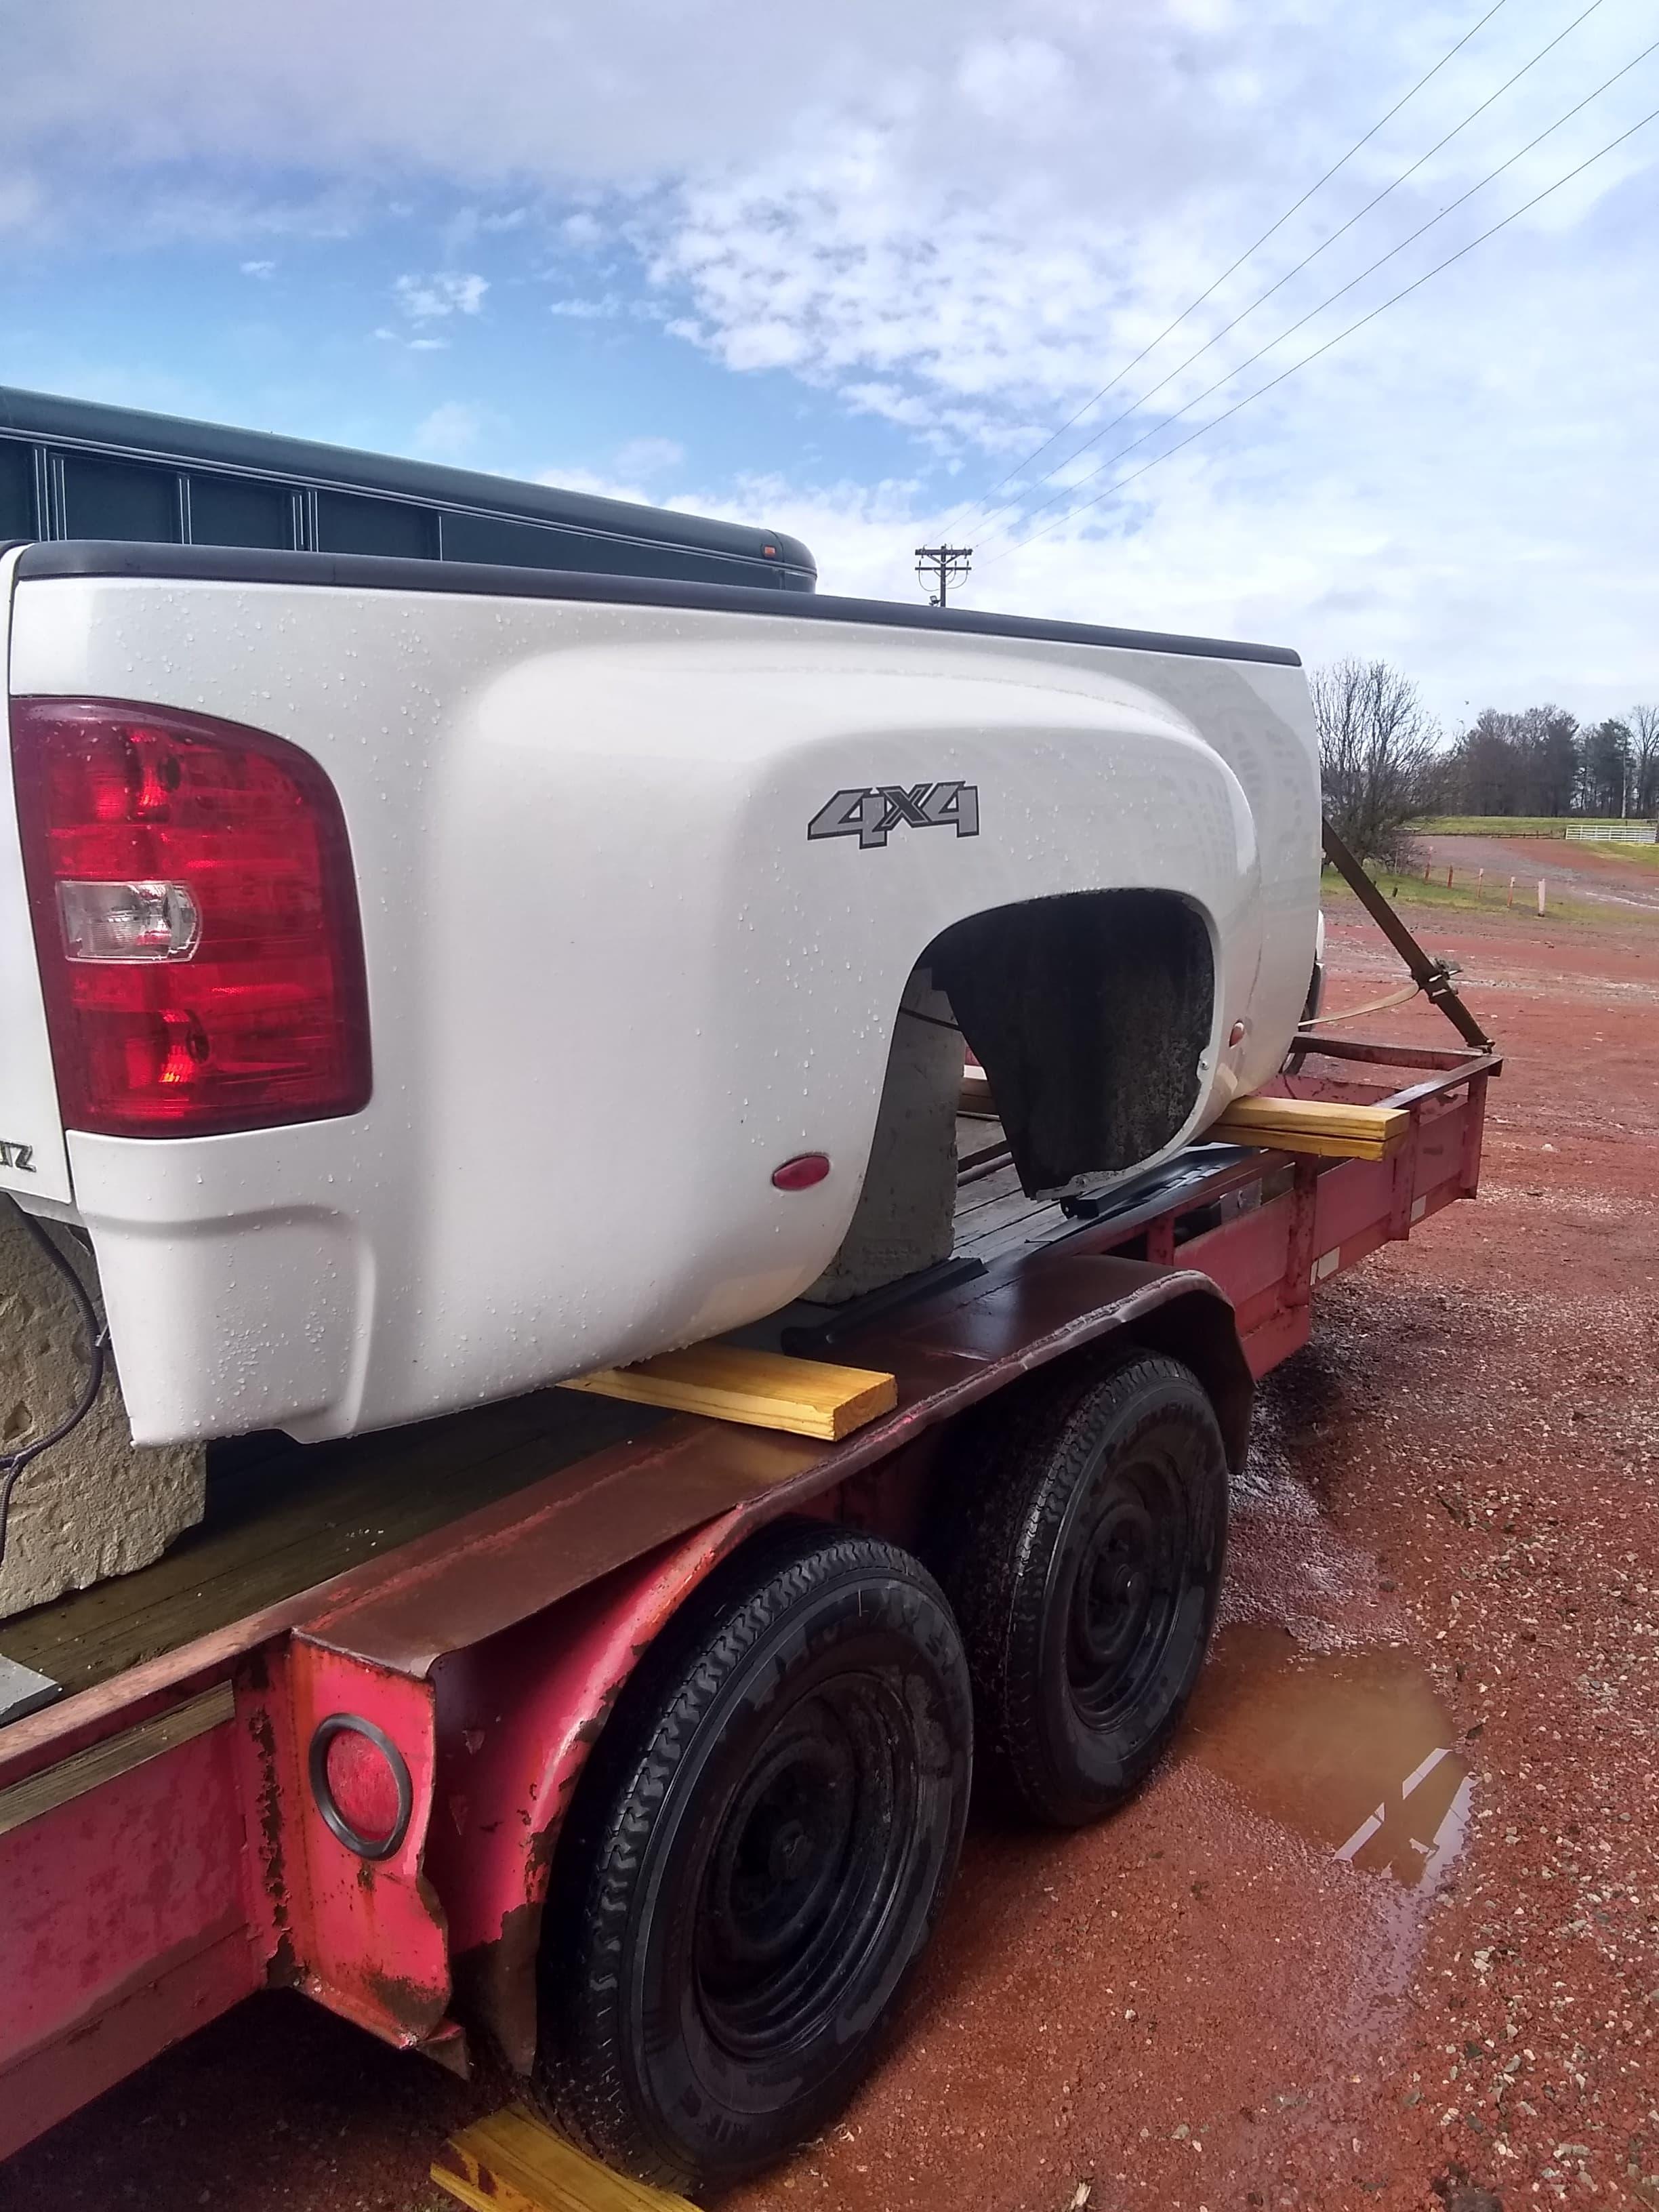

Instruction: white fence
[1564,822,1658,843]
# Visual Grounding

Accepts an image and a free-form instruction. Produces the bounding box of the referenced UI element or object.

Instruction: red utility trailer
[0,1033,1496,2194]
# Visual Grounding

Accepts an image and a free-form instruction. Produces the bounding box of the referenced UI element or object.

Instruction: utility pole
[914,544,972,608]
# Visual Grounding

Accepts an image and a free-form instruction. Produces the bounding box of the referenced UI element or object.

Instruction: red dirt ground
[7,894,1657,2212]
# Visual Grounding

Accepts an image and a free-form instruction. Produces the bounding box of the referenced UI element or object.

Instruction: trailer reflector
[308,1713,412,1860]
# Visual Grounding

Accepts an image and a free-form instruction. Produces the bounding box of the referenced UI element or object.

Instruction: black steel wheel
[537,1519,972,2194]
[935,1352,1228,1826]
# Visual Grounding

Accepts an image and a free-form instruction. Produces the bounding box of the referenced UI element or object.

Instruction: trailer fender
[1111,1283,1254,1472]
[423,1510,767,2073]
[420,1270,1252,2073]
[239,1637,451,2055]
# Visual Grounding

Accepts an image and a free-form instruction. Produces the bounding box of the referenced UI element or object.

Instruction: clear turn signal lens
[57,878,201,962]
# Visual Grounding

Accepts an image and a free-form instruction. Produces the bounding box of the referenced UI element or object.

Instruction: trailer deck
[0,1033,1497,2166]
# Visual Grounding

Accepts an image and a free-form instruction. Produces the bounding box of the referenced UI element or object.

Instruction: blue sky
[1,217,882,491]
[2,0,1656,723]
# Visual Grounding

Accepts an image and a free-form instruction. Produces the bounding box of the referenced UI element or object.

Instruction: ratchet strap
[1315,819,1494,1053]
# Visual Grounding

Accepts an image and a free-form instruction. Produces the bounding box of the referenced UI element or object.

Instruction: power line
[962,0,1516,522]
[981,28,1657,554]
[977,39,1659,561]
[978,98,1659,567]
[977,0,1608,538]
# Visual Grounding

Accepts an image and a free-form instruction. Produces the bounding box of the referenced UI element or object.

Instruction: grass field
[1413,814,1640,836]
[1322,869,1528,916]
[1323,852,1659,924]
[1318,865,1619,919]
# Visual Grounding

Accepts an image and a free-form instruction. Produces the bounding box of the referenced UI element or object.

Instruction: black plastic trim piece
[16,539,1302,666]
[308,1711,414,1862]
[781,1254,990,1355]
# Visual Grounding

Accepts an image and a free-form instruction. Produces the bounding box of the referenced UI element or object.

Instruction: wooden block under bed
[560,1343,897,1441]
[433,2102,693,2212]
[1206,1092,1409,1160]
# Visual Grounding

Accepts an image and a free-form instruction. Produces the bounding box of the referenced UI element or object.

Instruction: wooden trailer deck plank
[0,1390,659,1697]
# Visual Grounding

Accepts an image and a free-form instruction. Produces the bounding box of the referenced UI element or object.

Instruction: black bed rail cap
[16,539,1303,668]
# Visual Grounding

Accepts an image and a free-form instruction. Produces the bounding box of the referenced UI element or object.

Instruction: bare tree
[1311,658,1443,868]
[1631,703,1659,818]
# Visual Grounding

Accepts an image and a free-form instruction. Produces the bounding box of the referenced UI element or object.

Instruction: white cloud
[613,435,685,478]
[0,0,1654,712]
[549,294,622,319]
[394,269,489,320]
[413,400,485,457]
[375,324,449,351]
[239,257,275,276]
[954,36,1072,127]
[0,175,41,233]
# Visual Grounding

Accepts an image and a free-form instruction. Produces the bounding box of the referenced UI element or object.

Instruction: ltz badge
[806,781,980,851]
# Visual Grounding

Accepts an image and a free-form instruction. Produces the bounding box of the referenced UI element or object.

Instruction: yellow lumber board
[1208,1122,1395,1161]
[434,2104,693,2212]
[1209,1094,1409,1147]
[560,1343,897,1441]
[1208,1101,1403,1161]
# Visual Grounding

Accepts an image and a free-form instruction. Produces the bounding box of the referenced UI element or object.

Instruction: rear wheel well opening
[925,888,1215,1197]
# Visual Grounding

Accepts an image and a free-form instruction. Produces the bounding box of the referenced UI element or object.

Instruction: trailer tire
[536,1518,972,2194]
[936,1352,1227,1827]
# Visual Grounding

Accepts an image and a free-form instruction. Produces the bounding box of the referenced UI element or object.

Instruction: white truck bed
[0,540,1319,1444]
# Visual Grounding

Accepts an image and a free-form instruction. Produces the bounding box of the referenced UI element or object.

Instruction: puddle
[1181,1622,1472,1887]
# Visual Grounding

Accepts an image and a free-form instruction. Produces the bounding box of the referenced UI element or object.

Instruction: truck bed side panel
[7,571,1318,1443]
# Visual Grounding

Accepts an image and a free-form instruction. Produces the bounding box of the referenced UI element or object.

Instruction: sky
[1,0,1656,727]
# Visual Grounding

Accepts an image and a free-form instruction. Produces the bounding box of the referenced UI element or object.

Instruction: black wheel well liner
[924,888,1217,1197]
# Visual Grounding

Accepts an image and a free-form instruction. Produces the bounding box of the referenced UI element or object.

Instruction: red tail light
[11,698,371,1137]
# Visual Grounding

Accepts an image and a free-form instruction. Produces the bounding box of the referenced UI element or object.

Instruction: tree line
[1311,657,1659,866]
[1449,703,1659,820]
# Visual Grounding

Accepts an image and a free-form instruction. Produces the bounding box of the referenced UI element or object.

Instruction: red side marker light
[308,1714,413,1861]
[772,1153,830,1191]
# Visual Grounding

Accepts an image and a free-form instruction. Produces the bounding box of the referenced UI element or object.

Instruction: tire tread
[934,1350,1225,1824]
[537,1519,966,2191]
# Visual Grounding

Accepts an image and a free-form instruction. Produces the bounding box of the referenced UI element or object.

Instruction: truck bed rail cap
[14,539,1302,667]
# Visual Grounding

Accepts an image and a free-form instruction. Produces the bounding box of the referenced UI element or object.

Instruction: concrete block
[806,968,961,1304]
[0,1208,205,1622]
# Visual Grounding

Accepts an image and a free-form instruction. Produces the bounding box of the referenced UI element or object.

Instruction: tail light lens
[11,698,371,1136]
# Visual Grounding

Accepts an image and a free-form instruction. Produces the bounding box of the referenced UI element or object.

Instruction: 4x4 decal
[806,781,979,851]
